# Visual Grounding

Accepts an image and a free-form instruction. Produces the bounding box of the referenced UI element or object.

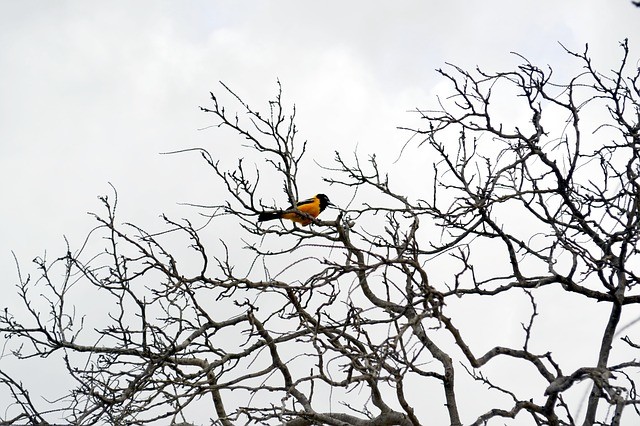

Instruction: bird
[258,194,333,226]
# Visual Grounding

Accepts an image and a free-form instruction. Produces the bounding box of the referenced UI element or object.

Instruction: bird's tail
[258,211,281,222]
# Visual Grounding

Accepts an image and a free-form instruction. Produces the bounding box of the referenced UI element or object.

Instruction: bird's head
[317,194,334,211]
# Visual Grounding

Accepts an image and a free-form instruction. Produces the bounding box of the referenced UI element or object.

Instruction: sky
[1,1,638,270]
[1,1,639,424]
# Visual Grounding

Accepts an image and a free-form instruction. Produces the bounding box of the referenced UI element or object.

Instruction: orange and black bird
[258,194,333,226]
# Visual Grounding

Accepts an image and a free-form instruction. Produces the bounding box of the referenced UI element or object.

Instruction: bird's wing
[286,196,315,210]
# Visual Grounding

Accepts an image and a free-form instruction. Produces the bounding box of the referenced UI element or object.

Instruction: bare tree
[2,41,639,426]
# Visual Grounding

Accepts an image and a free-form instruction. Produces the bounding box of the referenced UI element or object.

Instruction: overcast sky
[1,1,638,265]
[1,1,639,423]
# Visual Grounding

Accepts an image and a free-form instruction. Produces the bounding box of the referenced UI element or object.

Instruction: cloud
[0,1,638,422]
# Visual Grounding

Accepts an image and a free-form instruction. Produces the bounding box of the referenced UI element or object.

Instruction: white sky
[1,1,638,268]
[1,1,639,424]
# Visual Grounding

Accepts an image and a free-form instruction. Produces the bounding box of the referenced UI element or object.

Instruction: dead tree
[1,41,639,425]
